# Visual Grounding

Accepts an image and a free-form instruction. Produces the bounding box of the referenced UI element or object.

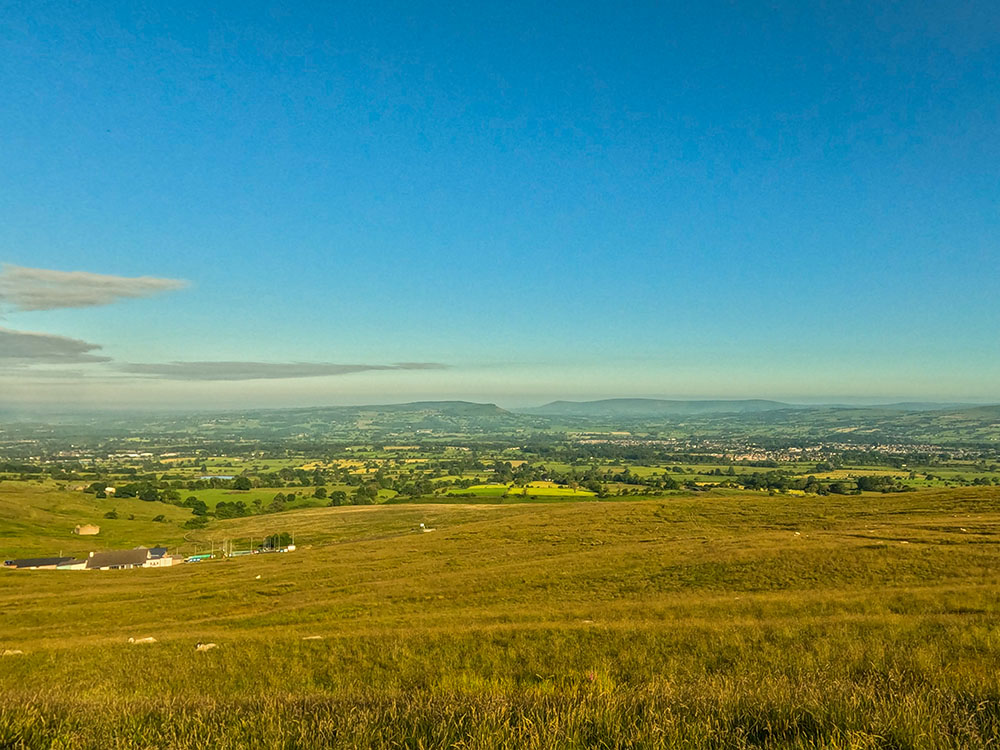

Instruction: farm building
[142,547,182,567]
[3,557,76,570]
[86,549,150,570]
[6,547,182,572]
[85,547,182,570]
[74,524,100,536]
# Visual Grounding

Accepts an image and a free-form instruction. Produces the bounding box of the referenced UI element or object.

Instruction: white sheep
[128,637,157,644]
[302,635,323,641]
[195,642,218,652]
[2,649,24,656]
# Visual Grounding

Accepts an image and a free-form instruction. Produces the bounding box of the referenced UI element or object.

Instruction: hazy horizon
[0,392,996,417]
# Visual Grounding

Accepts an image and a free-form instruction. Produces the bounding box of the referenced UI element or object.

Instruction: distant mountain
[237,401,512,421]
[258,401,521,435]
[520,398,793,417]
[939,404,1000,418]
[354,401,510,416]
[865,402,979,412]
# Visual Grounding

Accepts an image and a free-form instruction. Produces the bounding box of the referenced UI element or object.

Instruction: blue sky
[1,0,997,408]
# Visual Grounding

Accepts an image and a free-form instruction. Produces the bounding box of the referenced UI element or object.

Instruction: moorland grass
[1,485,999,748]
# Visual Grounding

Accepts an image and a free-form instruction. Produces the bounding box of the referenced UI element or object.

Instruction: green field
[444,482,596,498]
[2,479,1000,748]
[181,486,334,510]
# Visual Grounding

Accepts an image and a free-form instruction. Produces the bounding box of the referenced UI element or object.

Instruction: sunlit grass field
[444,482,596,498]
[1,484,999,748]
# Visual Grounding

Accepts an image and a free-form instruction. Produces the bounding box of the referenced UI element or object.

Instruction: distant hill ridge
[238,401,511,418]
[4,400,997,428]
[355,401,509,416]
[521,398,793,417]
[943,404,1000,418]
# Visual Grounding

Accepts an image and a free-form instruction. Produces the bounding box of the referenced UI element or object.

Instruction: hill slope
[2,487,999,747]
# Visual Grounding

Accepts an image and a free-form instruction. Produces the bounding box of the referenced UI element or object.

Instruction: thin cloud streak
[0,264,188,311]
[0,327,110,364]
[117,361,450,381]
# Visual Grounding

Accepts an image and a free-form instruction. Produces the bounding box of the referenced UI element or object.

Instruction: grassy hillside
[2,484,999,747]
[0,480,192,559]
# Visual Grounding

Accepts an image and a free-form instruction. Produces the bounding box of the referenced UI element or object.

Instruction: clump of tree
[215,500,249,519]
[855,475,913,493]
[114,482,161,502]
[261,532,292,550]
[183,496,209,516]
[267,493,289,513]
[353,483,379,504]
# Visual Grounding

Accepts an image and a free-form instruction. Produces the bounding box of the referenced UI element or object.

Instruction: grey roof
[4,557,75,569]
[86,549,150,569]
[147,547,168,559]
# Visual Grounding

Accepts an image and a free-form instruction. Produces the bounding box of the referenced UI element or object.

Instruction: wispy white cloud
[0,327,111,364]
[0,264,188,311]
[117,361,449,381]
